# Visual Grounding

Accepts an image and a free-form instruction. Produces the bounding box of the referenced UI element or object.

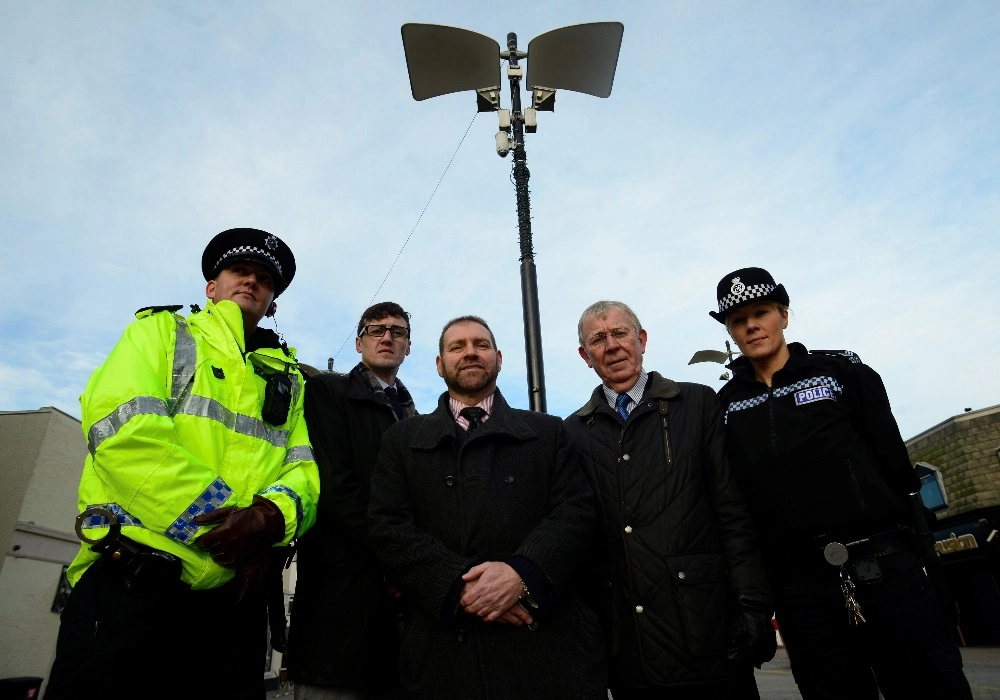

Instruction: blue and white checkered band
[215,245,283,278]
[723,376,844,423]
[838,350,862,364]
[79,503,145,530]
[775,376,843,403]
[167,477,233,543]
[264,234,278,250]
[718,282,777,315]
[261,484,304,538]
[723,392,770,424]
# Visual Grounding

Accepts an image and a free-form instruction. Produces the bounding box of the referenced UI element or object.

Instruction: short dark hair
[439,315,497,354]
[357,302,410,336]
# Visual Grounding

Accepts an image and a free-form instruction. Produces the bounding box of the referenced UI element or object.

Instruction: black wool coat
[286,363,413,689]
[368,389,607,700]
[565,373,771,689]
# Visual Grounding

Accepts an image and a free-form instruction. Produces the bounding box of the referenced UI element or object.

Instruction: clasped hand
[459,562,534,627]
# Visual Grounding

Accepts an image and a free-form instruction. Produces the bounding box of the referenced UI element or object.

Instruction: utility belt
[75,507,184,597]
[832,526,915,584]
[772,525,916,583]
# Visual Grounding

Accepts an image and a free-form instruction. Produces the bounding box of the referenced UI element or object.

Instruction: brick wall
[906,406,1000,519]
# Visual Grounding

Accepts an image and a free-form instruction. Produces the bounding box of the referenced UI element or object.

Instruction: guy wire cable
[330,111,479,364]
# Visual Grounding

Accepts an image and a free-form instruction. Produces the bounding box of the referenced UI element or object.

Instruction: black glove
[193,495,285,566]
[727,599,777,667]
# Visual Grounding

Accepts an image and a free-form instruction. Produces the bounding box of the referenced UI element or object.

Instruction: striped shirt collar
[602,370,648,416]
[450,393,495,430]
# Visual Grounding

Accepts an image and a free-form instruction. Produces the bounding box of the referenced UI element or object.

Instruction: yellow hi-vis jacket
[68,299,319,590]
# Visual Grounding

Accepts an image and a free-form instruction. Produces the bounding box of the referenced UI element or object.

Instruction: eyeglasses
[585,327,634,349]
[360,324,410,339]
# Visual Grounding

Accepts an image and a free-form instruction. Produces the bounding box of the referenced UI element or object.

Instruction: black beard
[442,360,499,395]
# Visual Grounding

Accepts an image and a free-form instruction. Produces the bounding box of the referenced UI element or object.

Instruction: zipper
[660,413,672,468]
[614,416,645,672]
[846,458,868,512]
[767,386,777,456]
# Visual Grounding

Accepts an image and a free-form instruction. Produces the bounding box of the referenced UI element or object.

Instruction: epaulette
[134,305,183,319]
[812,349,862,364]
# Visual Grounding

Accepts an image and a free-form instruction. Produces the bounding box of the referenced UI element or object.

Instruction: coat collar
[346,362,417,417]
[193,300,295,363]
[410,388,536,450]
[573,371,681,417]
[728,341,808,382]
[204,299,248,353]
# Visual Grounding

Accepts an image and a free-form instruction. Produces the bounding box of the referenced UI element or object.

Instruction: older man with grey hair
[565,300,774,700]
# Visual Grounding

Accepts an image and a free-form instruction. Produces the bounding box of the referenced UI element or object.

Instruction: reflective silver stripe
[166,477,233,543]
[173,394,289,447]
[283,445,314,465]
[168,318,197,415]
[261,484,305,538]
[88,396,169,454]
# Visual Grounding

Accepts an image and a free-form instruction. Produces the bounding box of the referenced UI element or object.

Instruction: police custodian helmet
[710,267,789,323]
[202,228,297,297]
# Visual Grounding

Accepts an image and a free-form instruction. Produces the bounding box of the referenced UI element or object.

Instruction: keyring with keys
[824,542,866,625]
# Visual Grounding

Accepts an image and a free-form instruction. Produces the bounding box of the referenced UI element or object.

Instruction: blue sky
[2,1,998,441]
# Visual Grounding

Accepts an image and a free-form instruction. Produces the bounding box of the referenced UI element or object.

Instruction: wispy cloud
[1,1,997,439]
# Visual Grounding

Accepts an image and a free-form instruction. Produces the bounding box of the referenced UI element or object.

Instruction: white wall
[0,408,85,692]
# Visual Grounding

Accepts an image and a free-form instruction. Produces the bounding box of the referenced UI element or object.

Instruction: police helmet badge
[202,228,297,297]
[709,267,789,324]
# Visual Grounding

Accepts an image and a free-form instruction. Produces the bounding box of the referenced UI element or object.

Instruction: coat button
[624,526,633,534]
[635,605,644,614]
[445,476,455,487]
[457,629,466,642]
[678,571,686,580]
[504,475,514,484]
[622,453,630,461]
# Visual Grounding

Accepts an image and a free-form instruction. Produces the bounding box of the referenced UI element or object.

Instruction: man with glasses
[565,300,775,700]
[287,302,417,699]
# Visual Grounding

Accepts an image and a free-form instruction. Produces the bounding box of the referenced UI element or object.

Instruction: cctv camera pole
[504,33,546,413]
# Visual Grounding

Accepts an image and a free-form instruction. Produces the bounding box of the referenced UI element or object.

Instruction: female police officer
[709,267,971,699]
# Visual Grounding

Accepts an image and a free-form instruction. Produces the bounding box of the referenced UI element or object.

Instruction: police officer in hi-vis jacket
[46,228,319,699]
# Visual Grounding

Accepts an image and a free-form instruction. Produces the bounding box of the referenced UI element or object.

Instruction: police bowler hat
[202,228,296,297]
[710,267,789,323]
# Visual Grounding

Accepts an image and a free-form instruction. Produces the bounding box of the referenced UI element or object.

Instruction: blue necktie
[384,386,404,421]
[615,393,630,421]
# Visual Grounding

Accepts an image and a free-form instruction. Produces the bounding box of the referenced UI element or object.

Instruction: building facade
[0,406,297,691]
[0,408,85,691]
[906,404,1000,645]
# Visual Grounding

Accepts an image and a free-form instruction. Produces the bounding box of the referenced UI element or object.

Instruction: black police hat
[202,228,296,297]
[709,267,789,323]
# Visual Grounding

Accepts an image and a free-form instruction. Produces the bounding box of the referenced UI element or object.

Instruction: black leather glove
[193,495,285,566]
[727,598,777,667]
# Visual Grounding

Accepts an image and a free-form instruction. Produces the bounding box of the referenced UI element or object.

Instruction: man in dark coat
[368,315,606,700]
[287,301,417,699]
[564,300,775,700]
